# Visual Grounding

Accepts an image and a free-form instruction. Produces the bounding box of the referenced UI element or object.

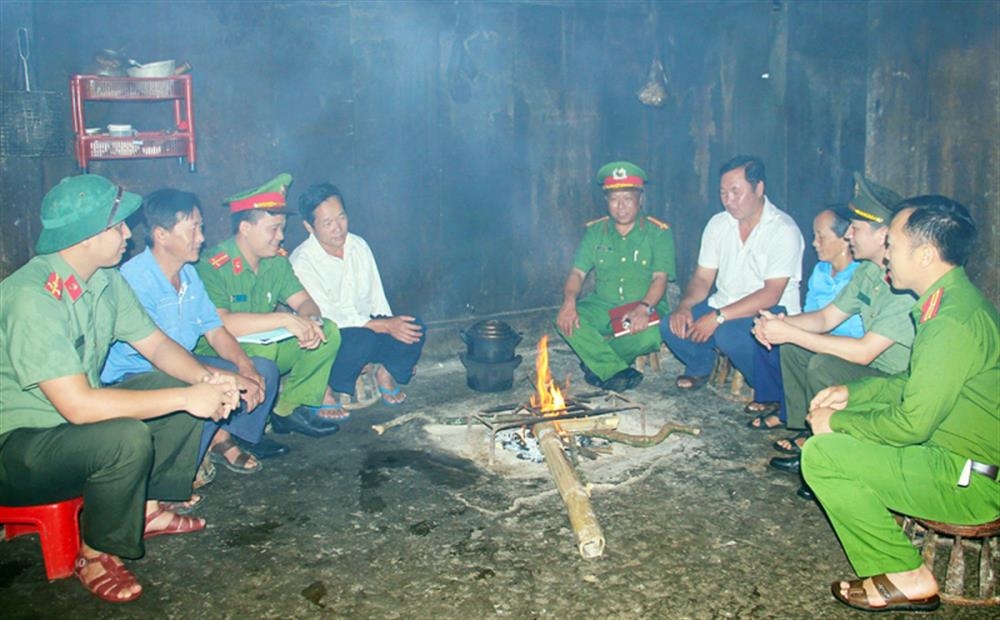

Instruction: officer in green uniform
[0,174,243,602]
[802,196,999,613]
[195,173,343,438]
[757,174,916,483]
[556,161,676,392]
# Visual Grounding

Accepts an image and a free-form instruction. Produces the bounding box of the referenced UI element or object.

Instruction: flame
[530,335,566,413]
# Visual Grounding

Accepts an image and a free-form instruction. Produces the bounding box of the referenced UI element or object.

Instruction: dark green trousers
[779,344,887,430]
[0,372,201,559]
[556,296,662,381]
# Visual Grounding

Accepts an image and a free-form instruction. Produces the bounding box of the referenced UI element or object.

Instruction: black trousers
[0,372,201,559]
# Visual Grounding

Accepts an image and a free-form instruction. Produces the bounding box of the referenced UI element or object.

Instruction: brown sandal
[209,437,262,474]
[74,553,142,603]
[831,574,940,612]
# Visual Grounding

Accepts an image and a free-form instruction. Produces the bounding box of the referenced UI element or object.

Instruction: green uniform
[802,267,1000,576]
[0,254,202,559]
[194,238,340,415]
[556,216,676,380]
[781,261,916,429]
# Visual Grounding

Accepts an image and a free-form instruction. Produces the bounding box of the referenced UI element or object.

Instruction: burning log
[535,420,605,559]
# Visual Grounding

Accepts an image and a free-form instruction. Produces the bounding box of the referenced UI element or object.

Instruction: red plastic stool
[0,497,84,580]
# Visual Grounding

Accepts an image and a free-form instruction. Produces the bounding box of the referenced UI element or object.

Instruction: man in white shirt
[662,155,804,390]
[290,183,424,405]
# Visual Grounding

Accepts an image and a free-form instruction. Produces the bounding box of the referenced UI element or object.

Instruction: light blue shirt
[101,248,223,383]
[805,261,864,338]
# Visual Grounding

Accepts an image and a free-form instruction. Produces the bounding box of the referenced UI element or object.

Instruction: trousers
[195,355,280,461]
[556,296,663,381]
[240,319,340,416]
[751,344,788,423]
[0,371,201,559]
[661,301,783,387]
[779,344,886,430]
[802,432,1000,576]
[327,318,426,395]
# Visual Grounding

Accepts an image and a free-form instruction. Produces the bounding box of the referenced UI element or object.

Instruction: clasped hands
[286,314,327,350]
[751,309,798,350]
[668,307,717,343]
[186,371,245,422]
[805,385,849,435]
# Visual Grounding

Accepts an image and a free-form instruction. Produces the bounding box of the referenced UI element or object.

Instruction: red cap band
[603,175,645,189]
[228,191,287,214]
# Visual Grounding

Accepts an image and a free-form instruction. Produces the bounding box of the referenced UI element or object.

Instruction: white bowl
[108,124,134,136]
[126,60,176,78]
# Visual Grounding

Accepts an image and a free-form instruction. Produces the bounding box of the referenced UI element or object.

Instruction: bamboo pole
[535,421,605,559]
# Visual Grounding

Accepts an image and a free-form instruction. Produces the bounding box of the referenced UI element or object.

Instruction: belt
[958,459,999,487]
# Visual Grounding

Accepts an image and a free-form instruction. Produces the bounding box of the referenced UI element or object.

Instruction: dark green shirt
[832,260,916,374]
[195,237,305,315]
[0,254,156,434]
[572,216,676,313]
[832,267,1000,466]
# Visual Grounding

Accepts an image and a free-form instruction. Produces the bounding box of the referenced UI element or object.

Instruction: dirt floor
[1,309,997,619]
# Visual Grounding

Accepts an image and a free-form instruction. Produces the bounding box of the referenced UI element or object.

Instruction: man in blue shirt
[102,189,287,471]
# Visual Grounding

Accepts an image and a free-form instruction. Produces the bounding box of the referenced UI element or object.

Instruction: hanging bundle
[637,59,669,108]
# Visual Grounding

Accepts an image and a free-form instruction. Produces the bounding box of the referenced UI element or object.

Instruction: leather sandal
[831,573,940,612]
[74,553,142,603]
[774,430,811,454]
[743,401,780,415]
[143,507,206,540]
[675,374,708,391]
[746,413,783,430]
[209,437,262,474]
[158,494,203,515]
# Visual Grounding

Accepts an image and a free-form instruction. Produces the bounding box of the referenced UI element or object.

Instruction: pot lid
[467,319,519,339]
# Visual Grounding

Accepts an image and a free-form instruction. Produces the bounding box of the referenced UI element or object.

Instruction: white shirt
[698,196,804,314]
[289,233,392,328]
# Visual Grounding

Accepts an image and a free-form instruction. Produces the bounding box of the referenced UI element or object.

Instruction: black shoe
[580,363,604,388]
[769,455,801,474]
[796,484,815,501]
[271,407,341,438]
[235,434,290,459]
[602,367,644,392]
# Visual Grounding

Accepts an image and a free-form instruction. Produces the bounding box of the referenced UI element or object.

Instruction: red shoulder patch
[645,216,671,230]
[64,275,83,302]
[44,272,62,300]
[208,251,230,269]
[232,257,244,275]
[920,287,943,324]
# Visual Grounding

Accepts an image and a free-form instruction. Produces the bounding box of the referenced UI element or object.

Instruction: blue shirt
[805,261,864,338]
[101,248,223,383]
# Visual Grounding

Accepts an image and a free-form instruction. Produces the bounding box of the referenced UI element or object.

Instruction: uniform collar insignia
[44,272,62,300]
[64,275,83,302]
[920,287,943,323]
[209,251,230,269]
[232,257,244,275]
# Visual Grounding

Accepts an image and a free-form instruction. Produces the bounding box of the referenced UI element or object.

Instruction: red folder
[609,302,661,337]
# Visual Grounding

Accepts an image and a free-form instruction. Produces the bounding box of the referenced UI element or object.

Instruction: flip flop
[743,401,780,415]
[831,574,940,613]
[774,430,811,454]
[675,374,709,391]
[75,553,142,603]
[746,413,783,430]
[158,494,203,515]
[315,402,350,420]
[209,437,262,474]
[143,507,206,540]
[378,385,406,406]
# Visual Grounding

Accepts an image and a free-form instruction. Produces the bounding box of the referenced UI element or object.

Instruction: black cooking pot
[460,353,523,392]
[459,320,523,363]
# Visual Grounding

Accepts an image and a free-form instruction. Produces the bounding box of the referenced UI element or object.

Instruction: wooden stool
[633,346,662,373]
[709,354,752,402]
[0,497,84,580]
[902,516,1000,606]
[342,363,380,411]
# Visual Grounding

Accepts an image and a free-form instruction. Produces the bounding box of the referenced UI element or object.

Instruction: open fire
[529,335,565,413]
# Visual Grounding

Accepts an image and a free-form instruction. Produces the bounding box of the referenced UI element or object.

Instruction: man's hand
[234,363,265,410]
[668,307,694,339]
[810,385,849,411]
[806,407,836,435]
[556,302,580,338]
[184,380,240,421]
[687,311,720,343]
[382,316,423,345]
[285,314,327,350]
[624,305,650,334]
[754,310,800,348]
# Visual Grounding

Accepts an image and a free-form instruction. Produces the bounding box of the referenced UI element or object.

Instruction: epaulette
[645,216,671,230]
[585,216,609,227]
[208,251,230,269]
[276,247,288,257]
[44,272,62,300]
[920,287,943,324]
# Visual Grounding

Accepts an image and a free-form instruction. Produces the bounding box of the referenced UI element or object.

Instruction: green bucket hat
[595,161,648,190]
[837,171,903,226]
[35,174,142,254]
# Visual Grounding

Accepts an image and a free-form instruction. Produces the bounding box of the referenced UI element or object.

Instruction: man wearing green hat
[195,173,343,438]
[0,174,244,602]
[753,172,916,488]
[555,160,676,392]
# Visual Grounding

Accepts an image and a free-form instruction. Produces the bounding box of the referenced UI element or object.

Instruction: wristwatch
[714,309,727,325]
[638,301,655,315]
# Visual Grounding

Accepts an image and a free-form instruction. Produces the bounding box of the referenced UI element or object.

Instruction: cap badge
[612,167,628,180]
